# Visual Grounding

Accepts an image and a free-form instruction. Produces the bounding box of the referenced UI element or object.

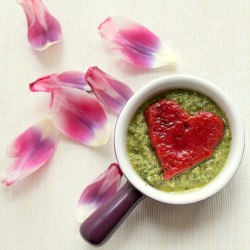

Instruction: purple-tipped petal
[49,87,110,146]
[85,66,133,115]
[29,71,91,92]
[18,0,62,51]
[98,16,176,68]
[1,118,57,186]
[77,163,123,223]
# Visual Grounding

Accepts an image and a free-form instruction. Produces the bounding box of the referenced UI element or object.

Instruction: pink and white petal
[1,118,58,186]
[18,0,62,51]
[85,66,133,115]
[29,71,91,92]
[77,163,123,223]
[49,87,110,146]
[98,16,176,68]
[28,11,62,51]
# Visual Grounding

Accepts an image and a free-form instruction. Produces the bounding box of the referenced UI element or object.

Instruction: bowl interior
[115,75,244,204]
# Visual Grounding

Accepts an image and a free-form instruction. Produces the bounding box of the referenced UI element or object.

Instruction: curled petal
[85,66,133,115]
[18,0,62,50]
[29,71,91,92]
[1,118,57,186]
[49,87,110,146]
[77,163,123,223]
[98,16,176,68]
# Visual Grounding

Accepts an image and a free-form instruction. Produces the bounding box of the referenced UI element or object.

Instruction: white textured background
[0,1,249,249]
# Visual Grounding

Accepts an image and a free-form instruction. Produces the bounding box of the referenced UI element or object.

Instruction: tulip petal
[1,118,57,186]
[18,0,62,50]
[85,66,133,115]
[49,87,110,146]
[29,71,91,92]
[77,163,123,223]
[98,16,176,68]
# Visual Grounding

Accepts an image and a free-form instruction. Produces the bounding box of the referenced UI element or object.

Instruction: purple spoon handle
[80,181,144,246]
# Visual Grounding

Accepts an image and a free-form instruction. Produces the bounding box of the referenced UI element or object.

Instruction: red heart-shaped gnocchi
[144,99,225,179]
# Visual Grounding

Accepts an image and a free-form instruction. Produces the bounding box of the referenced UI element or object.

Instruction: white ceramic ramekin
[115,75,244,204]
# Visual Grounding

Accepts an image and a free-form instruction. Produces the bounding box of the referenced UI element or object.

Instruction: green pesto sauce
[126,89,232,192]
